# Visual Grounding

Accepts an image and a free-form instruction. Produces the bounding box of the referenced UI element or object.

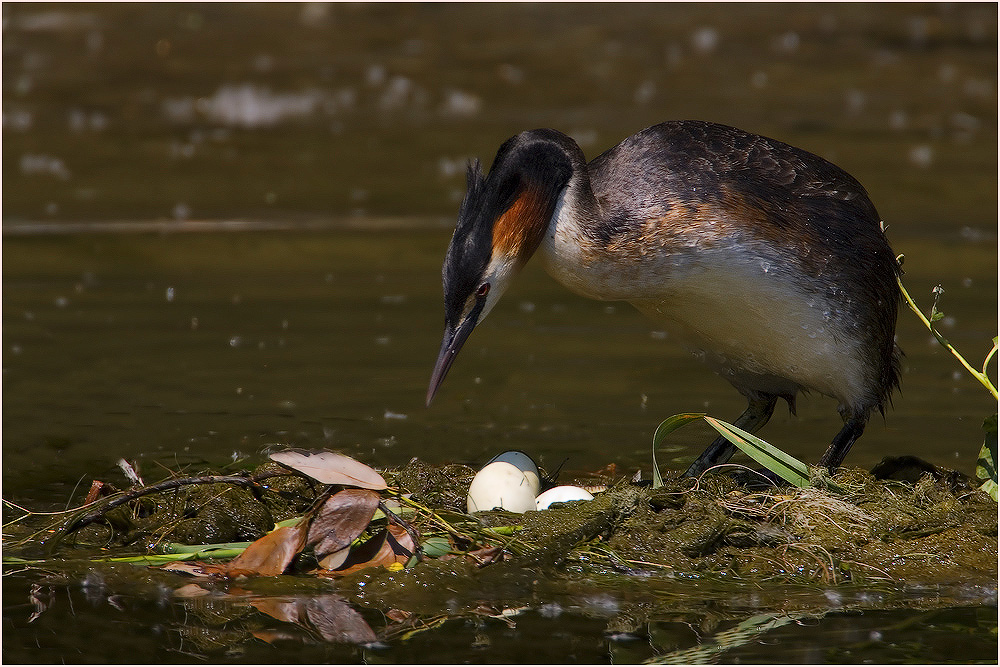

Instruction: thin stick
[64,471,287,533]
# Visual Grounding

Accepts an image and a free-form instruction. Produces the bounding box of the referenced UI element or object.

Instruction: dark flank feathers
[588,121,900,413]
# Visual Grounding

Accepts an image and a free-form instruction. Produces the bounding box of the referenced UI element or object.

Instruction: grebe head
[426,130,580,405]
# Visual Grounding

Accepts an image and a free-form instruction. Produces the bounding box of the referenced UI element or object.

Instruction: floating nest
[3,451,996,653]
[5,452,994,586]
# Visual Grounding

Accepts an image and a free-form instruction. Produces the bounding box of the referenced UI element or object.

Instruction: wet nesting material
[597,469,996,585]
[380,457,996,587]
[4,454,995,593]
[392,459,477,511]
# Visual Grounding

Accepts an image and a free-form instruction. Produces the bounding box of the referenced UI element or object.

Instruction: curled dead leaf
[269,449,387,490]
[307,488,381,558]
[83,480,106,505]
[225,522,307,577]
[322,524,417,577]
[318,546,351,571]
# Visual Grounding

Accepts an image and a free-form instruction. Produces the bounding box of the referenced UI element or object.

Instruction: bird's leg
[682,396,778,478]
[817,417,866,472]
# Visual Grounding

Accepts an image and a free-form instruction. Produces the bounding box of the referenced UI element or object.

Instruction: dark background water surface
[3,3,997,663]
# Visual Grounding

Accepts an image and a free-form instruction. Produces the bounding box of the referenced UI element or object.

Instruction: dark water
[3,3,997,663]
[3,573,998,663]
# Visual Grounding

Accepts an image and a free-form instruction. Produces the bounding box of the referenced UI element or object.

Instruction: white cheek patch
[475,253,520,324]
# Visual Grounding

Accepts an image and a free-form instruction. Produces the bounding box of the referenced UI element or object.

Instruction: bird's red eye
[476,282,490,297]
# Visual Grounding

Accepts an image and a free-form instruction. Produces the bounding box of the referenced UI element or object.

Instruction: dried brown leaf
[307,488,381,557]
[386,608,412,623]
[317,546,351,571]
[317,530,386,577]
[83,480,106,505]
[269,449,387,489]
[386,523,417,561]
[225,523,307,577]
[466,545,504,567]
[325,524,416,577]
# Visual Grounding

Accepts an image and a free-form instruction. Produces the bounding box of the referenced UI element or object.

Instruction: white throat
[538,185,622,300]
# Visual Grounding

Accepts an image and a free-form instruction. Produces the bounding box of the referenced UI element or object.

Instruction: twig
[63,471,288,534]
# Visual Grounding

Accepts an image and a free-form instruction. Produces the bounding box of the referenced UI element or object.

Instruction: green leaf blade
[703,416,811,488]
[651,413,706,489]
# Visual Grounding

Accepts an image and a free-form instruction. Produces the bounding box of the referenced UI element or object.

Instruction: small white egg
[484,450,541,496]
[534,485,594,511]
[467,461,538,513]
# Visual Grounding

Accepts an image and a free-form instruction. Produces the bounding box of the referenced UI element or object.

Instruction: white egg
[467,461,538,513]
[484,450,541,495]
[534,485,594,511]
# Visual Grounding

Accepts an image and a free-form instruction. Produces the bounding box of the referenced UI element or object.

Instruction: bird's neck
[538,172,634,301]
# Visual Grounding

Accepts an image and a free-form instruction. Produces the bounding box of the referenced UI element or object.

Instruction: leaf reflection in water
[251,594,378,645]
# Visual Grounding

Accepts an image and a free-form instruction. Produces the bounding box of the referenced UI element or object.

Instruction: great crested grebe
[426,120,901,477]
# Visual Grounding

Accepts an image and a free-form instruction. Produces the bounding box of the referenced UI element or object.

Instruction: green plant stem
[391,492,466,541]
[897,276,997,399]
[983,340,998,378]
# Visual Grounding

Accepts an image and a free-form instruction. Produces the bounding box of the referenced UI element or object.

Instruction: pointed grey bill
[426,302,484,406]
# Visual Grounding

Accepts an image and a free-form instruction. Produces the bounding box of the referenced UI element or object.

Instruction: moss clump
[389,460,476,512]
[598,468,996,584]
